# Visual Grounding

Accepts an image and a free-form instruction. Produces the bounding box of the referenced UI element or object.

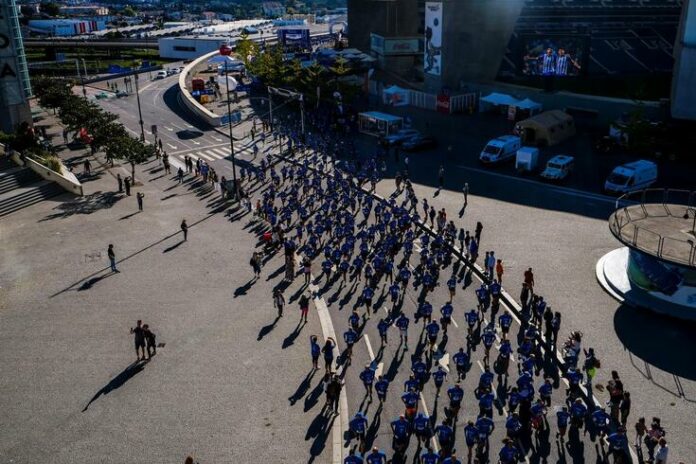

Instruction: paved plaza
[1,79,694,464]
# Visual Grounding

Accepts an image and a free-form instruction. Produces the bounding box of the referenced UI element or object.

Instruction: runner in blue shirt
[420,445,439,464]
[432,365,447,396]
[391,415,411,441]
[321,259,333,282]
[404,374,420,394]
[396,313,410,349]
[505,413,523,440]
[340,258,350,282]
[498,439,519,464]
[569,398,587,429]
[447,275,457,302]
[479,390,495,418]
[478,367,495,392]
[539,378,553,406]
[344,449,364,464]
[389,282,400,308]
[425,320,440,353]
[481,325,497,366]
[418,300,433,324]
[440,302,454,336]
[441,453,462,464]
[556,406,570,440]
[498,339,513,376]
[401,389,419,419]
[465,309,479,337]
[377,318,389,346]
[375,376,389,404]
[344,327,358,359]
[498,311,512,340]
[412,411,432,445]
[591,407,611,438]
[352,256,364,281]
[475,415,495,455]
[362,286,374,315]
[434,420,454,453]
[349,412,369,451]
[476,284,490,314]
[464,421,479,462]
[349,310,361,332]
[359,364,375,399]
[447,383,464,418]
[607,427,629,463]
[530,399,548,431]
[452,348,470,381]
[365,447,387,464]
[398,266,411,287]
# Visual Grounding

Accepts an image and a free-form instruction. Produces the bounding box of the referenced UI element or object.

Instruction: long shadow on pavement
[82,361,147,411]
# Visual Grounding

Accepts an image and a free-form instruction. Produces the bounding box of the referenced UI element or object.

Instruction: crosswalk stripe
[196,152,216,161]
[209,148,229,157]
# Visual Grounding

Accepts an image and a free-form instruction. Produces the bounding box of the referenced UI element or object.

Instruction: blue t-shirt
[499,445,518,463]
[375,379,389,395]
[345,455,363,464]
[499,313,512,329]
[413,414,430,432]
[435,424,453,443]
[447,386,463,403]
[432,369,447,385]
[402,391,419,408]
[391,419,410,438]
[350,416,367,434]
[360,368,375,385]
[366,451,387,464]
[441,303,453,318]
[420,450,439,464]
[453,351,469,367]
[557,410,570,428]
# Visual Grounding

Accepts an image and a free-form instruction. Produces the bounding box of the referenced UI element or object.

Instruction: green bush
[41,155,63,174]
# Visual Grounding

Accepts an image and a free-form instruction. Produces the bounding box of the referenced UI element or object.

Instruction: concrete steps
[0,166,42,195]
[0,180,64,218]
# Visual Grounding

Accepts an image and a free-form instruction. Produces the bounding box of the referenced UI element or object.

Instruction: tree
[122,5,137,17]
[105,135,153,181]
[39,2,60,17]
[235,32,260,68]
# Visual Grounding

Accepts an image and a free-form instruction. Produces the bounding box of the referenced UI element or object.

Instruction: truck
[604,160,658,194]
[479,135,521,164]
[540,155,575,181]
[515,147,540,173]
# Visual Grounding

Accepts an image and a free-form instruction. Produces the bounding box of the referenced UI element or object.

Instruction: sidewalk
[0,108,331,464]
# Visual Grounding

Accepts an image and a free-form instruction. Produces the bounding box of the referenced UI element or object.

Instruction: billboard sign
[372,34,421,56]
[277,28,310,50]
[424,2,442,76]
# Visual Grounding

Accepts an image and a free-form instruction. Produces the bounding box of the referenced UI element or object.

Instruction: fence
[609,188,696,267]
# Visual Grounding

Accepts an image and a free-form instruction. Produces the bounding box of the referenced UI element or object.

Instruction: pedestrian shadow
[119,211,141,220]
[161,193,178,201]
[303,378,325,412]
[233,278,256,298]
[289,368,316,406]
[82,361,146,411]
[266,264,285,281]
[257,316,281,341]
[282,320,307,349]
[306,410,337,463]
[39,191,124,221]
[162,240,185,253]
[77,272,115,291]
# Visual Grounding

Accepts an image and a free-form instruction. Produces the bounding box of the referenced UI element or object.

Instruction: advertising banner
[424,2,442,76]
[384,38,420,55]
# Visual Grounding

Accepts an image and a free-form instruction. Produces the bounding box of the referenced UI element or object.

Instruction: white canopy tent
[479,92,520,111]
[216,74,238,91]
[208,54,245,72]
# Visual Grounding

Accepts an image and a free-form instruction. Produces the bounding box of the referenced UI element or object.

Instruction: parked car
[115,90,129,98]
[402,135,437,151]
[479,135,521,164]
[604,160,657,194]
[379,129,420,147]
[540,155,575,181]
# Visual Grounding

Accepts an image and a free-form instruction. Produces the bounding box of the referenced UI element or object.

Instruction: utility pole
[220,47,239,201]
[132,66,145,142]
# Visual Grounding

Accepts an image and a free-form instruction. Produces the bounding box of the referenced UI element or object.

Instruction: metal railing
[609,188,696,267]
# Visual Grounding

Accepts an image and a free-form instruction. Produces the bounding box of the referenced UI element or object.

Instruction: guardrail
[609,188,696,267]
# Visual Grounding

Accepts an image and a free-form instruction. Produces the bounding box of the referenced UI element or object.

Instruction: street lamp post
[220,45,239,201]
[132,65,145,142]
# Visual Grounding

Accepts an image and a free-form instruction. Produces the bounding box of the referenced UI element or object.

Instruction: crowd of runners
[178,101,672,464]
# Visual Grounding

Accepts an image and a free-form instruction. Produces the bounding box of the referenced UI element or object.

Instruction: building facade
[671,0,696,120]
[0,0,32,133]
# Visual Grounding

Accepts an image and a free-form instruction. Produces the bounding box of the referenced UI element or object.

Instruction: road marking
[166,143,177,150]
[164,126,174,132]
[212,136,224,142]
[195,152,215,161]
[453,164,615,204]
[191,140,200,145]
[450,317,459,329]
[418,392,440,453]
[437,352,450,372]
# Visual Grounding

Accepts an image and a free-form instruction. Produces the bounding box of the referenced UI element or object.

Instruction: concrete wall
[178,50,222,127]
[347,0,421,51]
[424,0,525,93]
[11,153,83,196]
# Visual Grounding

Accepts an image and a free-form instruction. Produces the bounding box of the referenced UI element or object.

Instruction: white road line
[164,126,174,132]
[209,148,229,157]
[166,143,177,150]
[418,393,440,453]
[450,317,459,329]
[437,352,450,372]
[212,136,224,142]
[196,152,216,161]
[364,334,375,361]
[453,164,615,204]
[191,140,200,145]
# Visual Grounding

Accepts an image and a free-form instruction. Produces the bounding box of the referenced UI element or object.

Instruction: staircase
[0,160,65,218]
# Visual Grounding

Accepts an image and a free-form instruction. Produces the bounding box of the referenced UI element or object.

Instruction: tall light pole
[219,45,239,200]
[132,63,145,142]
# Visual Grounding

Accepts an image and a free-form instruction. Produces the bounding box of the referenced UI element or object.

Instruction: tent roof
[481,92,519,106]
[519,110,572,127]
[515,98,542,110]
[383,85,407,94]
[359,111,403,122]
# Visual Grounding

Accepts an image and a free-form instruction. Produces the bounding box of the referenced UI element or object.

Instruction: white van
[540,155,575,181]
[155,70,168,79]
[479,135,521,164]
[604,160,657,194]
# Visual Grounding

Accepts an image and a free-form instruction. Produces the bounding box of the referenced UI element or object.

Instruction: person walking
[136,192,144,211]
[462,182,469,206]
[273,287,285,317]
[299,293,310,323]
[124,176,131,196]
[130,320,146,361]
[524,267,535,292]
[310,335,321,370]
[117,173,123,193]
[496,259,504,284]
[143,324,157,359]
[250,252,262,278]
[177,167,184,184]
[107,244,118,273]
[438,164,445,189]
[83,158,91,175]
[180,219,188,241]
